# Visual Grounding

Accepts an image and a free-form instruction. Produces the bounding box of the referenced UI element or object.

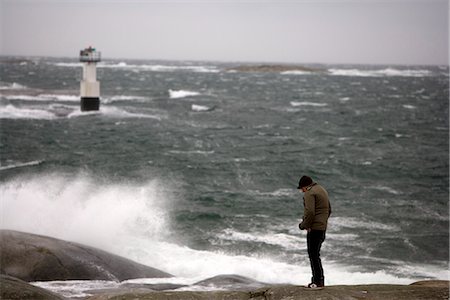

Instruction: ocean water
[0,57,448,294]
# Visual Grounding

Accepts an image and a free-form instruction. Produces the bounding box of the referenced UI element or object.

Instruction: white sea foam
[290,101,327,107]
[326,233,359,241]
[370,185,402,195]
[217,229,305,251]
[102,95,149,103]
[168,150,214,155]
[0,82,28,90]
[52,62,83,67]
[41,94,80,102]
[328,68,432,77]
[280,71,311,75]
[0,160,44,171]
[251,188,295,197]
[69,106,162,120]
[0,104,56,120]
[2,95,48,101]
[0,103,161,120]
[3,94,79,102]
[332,217,400,232]
[191,104,210,112]
[32,280,120,299]
[169,89,200,99]
[5,94,150,104]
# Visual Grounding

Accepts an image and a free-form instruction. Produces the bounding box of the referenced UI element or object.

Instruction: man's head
[297,175,313,192]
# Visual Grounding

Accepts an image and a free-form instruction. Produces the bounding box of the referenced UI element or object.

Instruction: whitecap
[0,104,56,120]
[168,150,214,155]
[169,89,200,99]
[216,229,305,251]
[51,62,82,67]
[328,68,432,77]
[332,217,400,232]
[0,160,44,171]
[3,95,49,101]
[102,95,149,103]
[251,188,295,197]
[191,104,210,112]
[31,280,119,299]
[371,185,402,195]
[290,101,327,107]
[41,94,80,102]
[68,106,162,120]
[280,71,311,75]
[326,233,359,241]
[0,82,28,90]
[3,94,79,102]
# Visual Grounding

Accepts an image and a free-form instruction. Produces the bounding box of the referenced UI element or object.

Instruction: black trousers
[307,230,326,285]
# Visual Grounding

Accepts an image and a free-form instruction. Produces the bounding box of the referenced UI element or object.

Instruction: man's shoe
[305,283,324,290]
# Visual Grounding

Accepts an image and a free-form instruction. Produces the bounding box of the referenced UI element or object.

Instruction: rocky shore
[1,230,448,300]
[87,281,450,300]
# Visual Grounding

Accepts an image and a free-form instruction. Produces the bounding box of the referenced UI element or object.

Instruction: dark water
[1,57,448,289]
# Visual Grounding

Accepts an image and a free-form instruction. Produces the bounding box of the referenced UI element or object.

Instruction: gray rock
[194,274,268,290]
[0,274,64,300]
[120,282,188,291]
[0,230,172,282]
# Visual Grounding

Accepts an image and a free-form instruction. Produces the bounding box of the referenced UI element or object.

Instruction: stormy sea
[0,56,448,298]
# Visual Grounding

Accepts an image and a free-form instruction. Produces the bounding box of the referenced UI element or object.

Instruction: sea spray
[169,89,200,99]
[0,173,173,252]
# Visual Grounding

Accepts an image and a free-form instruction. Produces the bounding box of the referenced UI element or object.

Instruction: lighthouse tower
[79,46,101,111]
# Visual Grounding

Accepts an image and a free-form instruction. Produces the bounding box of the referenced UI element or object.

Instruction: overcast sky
[0,0,448,65]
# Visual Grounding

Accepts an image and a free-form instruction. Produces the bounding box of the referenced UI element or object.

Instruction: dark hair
[298,175,313,189]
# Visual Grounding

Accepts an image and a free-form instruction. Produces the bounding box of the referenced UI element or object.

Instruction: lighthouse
[79,46,101,111]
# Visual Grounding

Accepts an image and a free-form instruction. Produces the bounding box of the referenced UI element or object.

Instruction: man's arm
[328,199,332,217]
[299,193,315,230]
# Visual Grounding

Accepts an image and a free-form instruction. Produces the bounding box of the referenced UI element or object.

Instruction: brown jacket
[299,183,331,231]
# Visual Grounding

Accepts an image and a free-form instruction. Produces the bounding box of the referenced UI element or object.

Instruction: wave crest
[328,68,433,77]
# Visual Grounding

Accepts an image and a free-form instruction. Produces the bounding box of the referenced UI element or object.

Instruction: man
[298,175,331,289]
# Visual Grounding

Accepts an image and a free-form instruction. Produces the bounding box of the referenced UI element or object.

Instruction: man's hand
[299,224,311,232]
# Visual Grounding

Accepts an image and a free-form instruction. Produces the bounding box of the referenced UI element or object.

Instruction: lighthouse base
[80,97,100,111]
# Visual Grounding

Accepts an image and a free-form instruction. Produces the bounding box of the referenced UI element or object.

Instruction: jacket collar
[306,182,317,191]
